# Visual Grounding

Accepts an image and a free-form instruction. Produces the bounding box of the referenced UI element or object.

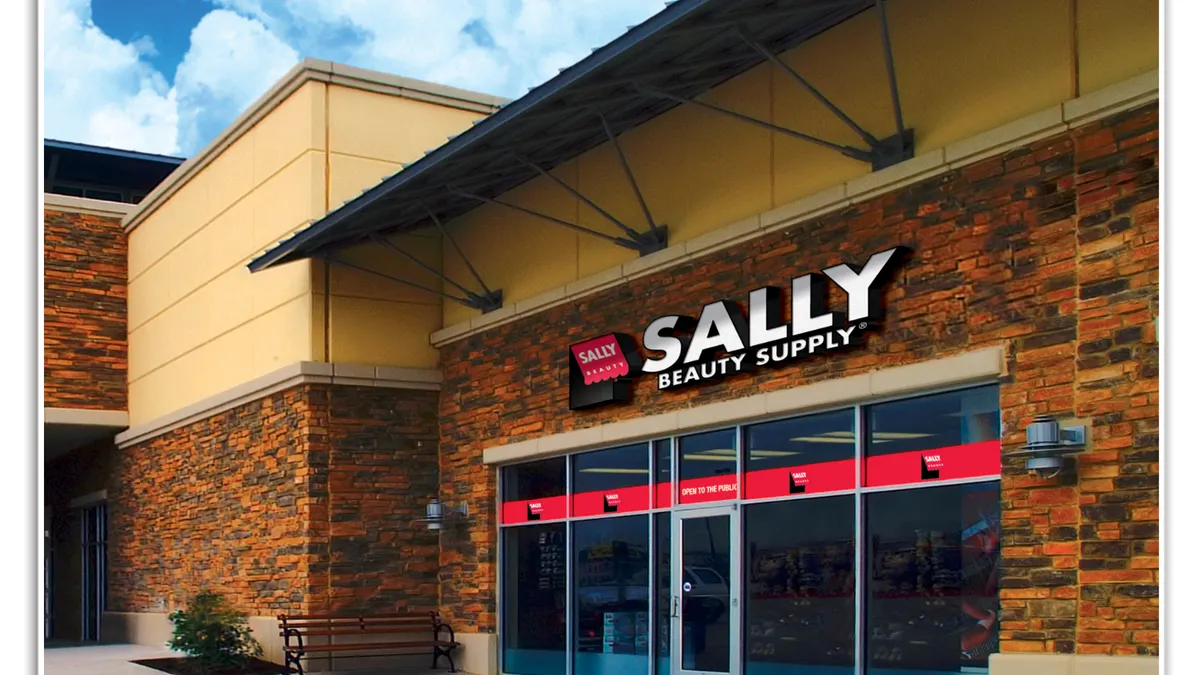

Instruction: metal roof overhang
[248,0,899,275]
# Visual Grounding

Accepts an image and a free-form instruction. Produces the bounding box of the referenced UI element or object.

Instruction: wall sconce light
[1007,414,1088,479]
[416,498,469,531]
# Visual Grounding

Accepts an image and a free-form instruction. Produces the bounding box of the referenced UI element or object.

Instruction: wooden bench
[277,611,460,674]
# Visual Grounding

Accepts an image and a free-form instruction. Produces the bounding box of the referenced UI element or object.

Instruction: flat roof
[249,0,880,272]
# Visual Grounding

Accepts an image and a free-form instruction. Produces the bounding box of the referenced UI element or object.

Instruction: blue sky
[45,0,668,157]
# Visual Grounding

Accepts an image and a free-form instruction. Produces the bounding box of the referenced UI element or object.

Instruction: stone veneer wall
[434,102,1159,656]
[44,209,128,410]
[107,384,441,616]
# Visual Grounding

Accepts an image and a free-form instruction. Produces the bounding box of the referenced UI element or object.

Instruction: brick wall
[108,383,441,616]
[435,102,1159,654]
[44,209,128,410]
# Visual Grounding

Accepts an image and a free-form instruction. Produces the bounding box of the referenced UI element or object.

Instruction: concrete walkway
[44,643,178,675]
[43,643,455,675]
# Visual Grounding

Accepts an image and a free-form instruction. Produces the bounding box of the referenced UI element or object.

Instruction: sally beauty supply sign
[567,246,910,410]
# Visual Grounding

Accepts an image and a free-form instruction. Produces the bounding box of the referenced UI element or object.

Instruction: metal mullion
[854,405,865,675]
[565,462,574,675]
[646,442,656,675]
[737,486,859,507]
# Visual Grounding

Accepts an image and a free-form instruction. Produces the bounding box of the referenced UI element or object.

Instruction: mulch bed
[133,657,281,675]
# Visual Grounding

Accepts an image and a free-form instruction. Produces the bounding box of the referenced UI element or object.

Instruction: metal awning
[249,0,913,312]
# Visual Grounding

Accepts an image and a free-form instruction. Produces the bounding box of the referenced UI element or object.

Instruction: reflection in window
[680,515,732,672]
[744,496,855,675]
[678,428,738,503]
[866,385,1000,457]
[743,410,857,498]
[865,482,1001,674]
[504,457,567,502]
[573,516,650,675]
[503,524,567,675]
[574,444,649,494]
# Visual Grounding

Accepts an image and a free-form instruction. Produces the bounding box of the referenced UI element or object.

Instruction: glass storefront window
[864,482,1001,674]
[572,444,650,517]
[864,385,1002,487]
[678,428,739,505]
[502,456,567,523]
[743,409,856,499]
[573,516,651,675]
[497,384,1002,675]
[744,495,856,675]
[503,523,568,675]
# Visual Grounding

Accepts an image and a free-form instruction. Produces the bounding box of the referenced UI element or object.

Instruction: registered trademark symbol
[859,322,868,329]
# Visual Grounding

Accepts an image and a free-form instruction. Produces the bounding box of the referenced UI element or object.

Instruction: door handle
[671,595,679,618]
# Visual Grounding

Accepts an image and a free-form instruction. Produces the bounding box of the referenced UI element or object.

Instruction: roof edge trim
[122,58,510,234]
[44,193,136,217]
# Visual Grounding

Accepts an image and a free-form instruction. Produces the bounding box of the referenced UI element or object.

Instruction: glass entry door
[671,505,740,675]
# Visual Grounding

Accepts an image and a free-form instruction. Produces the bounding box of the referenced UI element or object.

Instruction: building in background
[44,1,1160,674]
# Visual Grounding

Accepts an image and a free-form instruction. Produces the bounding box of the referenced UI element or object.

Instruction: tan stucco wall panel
[328,294,442,368]
[252,79,327,186]
[1077,0,1159,95]
[327,84,484,163]
[892,0,1073,152]
[327,153,403,210]
[327,231,443,305]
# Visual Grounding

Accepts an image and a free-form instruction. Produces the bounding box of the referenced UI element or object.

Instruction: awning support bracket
[639,84,876,164]
[598,110,665,245]
[368,232,503,313]
[423,206,504,312]
[323,255,484,309]
[738,30,882,152]
[454,188,666,256]
[877,0,907,147]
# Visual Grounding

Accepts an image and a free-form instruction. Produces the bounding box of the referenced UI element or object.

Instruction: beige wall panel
[253,80,326,186]
[204,132,256,221]
[1077,0,1159,94]
[329,233,443,305]
[252,262,314,317]
[128,179,208,282]
[312,292,328,362]
[327,153,404,210]
[328,294,441,368]
[128,298,311,427]
[252,293,316,373]
[888,0,1072,152]
[250,150,327,254]
[571,153,641,281]
[127,258,171,331]
[327,85,483,163]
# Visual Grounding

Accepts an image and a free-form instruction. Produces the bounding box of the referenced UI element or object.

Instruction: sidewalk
[44,643,177,675]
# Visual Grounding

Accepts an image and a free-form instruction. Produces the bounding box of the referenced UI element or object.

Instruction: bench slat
[284,641,458,654]
[280,627,432,637]
[283,620,431,629]
[280,612,433,620]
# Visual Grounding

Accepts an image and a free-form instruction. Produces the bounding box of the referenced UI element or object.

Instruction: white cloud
[173,10,300,154]
[44,0,668,156]
[43,0,178,154]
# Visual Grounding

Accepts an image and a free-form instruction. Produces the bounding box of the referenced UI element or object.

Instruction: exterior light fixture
[1007,414,1087,479]
[416,498,468,531]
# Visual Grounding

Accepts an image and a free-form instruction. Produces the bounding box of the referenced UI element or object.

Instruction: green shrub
[167,591,263,673]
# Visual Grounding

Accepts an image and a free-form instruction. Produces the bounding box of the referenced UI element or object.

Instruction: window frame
[495,380,1003,675]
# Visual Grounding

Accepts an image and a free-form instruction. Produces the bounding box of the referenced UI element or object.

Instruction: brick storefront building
[44,1,1160,674]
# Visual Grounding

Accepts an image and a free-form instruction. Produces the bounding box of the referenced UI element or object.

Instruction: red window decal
[570,334,630,385]
[743,458,856,500]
